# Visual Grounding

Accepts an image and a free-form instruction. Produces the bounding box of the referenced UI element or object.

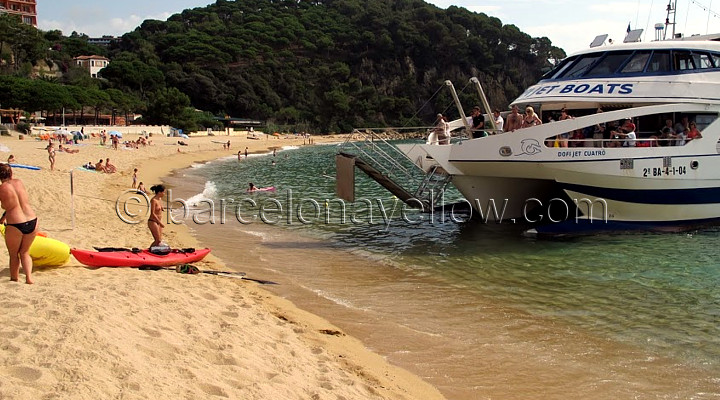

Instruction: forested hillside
[108,0,564,132]
[0,0,565,133]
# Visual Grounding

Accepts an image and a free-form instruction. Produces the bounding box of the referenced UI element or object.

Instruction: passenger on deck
[520,106,542,129]
[493,109,504,133]
[569,129,585,147]
[674,117,688,146]
[593,108,606,148]
[675,116,689,138]
[612,119,637,147]
[434,114,450,145]
[557,107,573,147]
[687,121,702,140]
[470,106,486,139]
[505,105,523,132]
[659,119,676,146]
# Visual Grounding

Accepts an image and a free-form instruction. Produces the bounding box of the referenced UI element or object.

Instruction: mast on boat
[664,0,677,40]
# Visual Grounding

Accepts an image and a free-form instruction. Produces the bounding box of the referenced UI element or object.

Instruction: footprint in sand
[0,301,28,309]
[141,328,162,338]
[209,353,238,366]
[136,337,179,360]
[2,343,21,355]
[4,366,42,381]
[202,292,218,301]
[198,382,228,398]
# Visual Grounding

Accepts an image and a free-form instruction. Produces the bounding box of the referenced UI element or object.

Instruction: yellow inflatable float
[0,225,71,267]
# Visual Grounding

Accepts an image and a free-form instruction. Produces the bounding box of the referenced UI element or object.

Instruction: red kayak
[71,248,211,267]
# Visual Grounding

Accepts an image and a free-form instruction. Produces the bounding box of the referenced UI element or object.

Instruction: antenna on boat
[664,0,677,39]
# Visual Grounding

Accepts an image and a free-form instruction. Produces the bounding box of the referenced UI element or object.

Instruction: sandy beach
[0,132,444,400]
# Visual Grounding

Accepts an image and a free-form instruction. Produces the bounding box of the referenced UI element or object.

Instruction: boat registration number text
[642,166,687,177]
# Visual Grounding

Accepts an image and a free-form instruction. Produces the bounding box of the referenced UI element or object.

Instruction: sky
[37,0,720,55]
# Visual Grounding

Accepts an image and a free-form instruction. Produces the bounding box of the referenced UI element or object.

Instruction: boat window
[674,50,695,70]
[711,53,720,68]
[620,51,651,73]
[558,54,604,79]
[541,56,577,80]
[692,51,714,68]
[647,51,671,73]
[584,51,632,76]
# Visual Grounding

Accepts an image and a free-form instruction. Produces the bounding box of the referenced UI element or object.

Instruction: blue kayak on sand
[10,164,41,171]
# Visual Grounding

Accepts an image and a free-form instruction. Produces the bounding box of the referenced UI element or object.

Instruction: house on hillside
[87,35,122,47]
[74,55,109,78]
[0,0,37,26]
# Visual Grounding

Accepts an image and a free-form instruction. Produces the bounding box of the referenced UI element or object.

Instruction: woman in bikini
[148,184,165,248]
[520,106,543,129]
[47,143,56,171]
[0,164,38,284]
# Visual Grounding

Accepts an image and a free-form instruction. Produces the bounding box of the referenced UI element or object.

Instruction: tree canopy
[0,0,565,133]
[110,0,564,132]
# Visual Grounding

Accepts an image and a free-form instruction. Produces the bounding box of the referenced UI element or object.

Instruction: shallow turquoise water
[174,142,720,397]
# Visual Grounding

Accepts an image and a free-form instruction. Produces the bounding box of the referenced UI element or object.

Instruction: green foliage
[104,0,564,132]
[0,0,565,132]
[0,14,49,75]
[143,87,195,130]
[15,122,30,134]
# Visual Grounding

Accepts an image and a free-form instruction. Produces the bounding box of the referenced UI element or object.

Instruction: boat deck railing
[340,129,428,184]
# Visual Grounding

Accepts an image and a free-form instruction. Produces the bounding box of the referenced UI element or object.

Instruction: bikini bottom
[7,218,37,235]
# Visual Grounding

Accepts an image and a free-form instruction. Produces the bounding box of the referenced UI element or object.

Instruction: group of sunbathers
[83,158,116,173]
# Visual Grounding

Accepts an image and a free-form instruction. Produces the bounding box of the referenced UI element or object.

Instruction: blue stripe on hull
[530,217,720,237]
[562,183,720,205]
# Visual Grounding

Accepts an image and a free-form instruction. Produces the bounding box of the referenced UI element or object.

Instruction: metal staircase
[337,130,450,211]
[414,165,452,207]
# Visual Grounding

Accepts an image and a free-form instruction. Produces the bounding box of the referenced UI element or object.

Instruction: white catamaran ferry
[392,34,720,234]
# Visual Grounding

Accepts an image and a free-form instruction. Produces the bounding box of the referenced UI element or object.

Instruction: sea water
[166,144,720,399]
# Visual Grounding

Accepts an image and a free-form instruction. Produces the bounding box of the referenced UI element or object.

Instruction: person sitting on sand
[104,158,117,174]
[0,164,38,284]
[7,155,15,164]
[148,184,166,248]
[137,182,146,194]
[83,161,95,170]
[95,159,106,173]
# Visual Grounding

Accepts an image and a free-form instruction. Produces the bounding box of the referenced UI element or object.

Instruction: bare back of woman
[0,164,37,284]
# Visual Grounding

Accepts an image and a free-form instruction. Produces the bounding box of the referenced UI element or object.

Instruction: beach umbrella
[55,129,70,136]
[109,131,123,138]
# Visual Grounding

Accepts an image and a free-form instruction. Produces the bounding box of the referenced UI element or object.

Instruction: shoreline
[0,133,445,400]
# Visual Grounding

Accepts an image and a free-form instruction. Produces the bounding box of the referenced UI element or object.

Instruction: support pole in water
[70,170,75,230]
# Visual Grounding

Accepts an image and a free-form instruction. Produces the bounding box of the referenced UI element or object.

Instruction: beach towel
[176,264,200,274]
